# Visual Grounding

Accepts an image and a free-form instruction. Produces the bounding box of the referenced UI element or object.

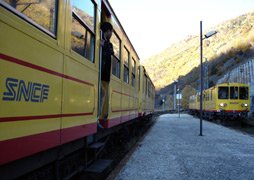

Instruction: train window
[218,87,228,99]
[146,77,148,95]
[148,81,151,97]
[111,31,120,59]
[143,76,145,93]
[123,47,129,83]
[147,81,150,97]
[239,87,248,100]
[131,58,136,87]
[72,0,95,31]
[143,76,146,94]
[1,0,58,36]
[138,68,140,91]
[230,87,238,99]
[111,32,121,78]
[71,0,96,62]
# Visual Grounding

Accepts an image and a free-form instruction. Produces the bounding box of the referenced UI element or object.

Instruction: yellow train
[0,0,155,178]
[189,83,250,120]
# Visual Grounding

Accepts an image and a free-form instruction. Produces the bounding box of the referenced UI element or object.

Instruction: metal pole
[174,83,176,111]
[178,96,180,118]
[200,21,203,136]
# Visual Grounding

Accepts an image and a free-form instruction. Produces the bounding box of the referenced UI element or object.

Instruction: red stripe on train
[0,123,97,165]
[0,53,94,86]
[0,112,94,122]
[99,113,139,128]
[203,110,248,113]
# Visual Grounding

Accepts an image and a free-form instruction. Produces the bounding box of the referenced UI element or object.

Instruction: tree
[181,85,197,109]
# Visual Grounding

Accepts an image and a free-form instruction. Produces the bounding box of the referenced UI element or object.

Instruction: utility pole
[173,80,178,111]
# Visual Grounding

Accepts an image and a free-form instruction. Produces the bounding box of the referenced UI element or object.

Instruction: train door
[98,1,112,124]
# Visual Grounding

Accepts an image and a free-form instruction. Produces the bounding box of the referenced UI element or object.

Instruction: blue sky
[109,0,254,60]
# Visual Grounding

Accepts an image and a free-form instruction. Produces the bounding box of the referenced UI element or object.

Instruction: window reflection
[2,0,57,34]
[239,87,248,100]
[111,32,121,78]
[71,0,95,62]
[123,47,129,83]
[72,0,95,31]
[218,87,228,99]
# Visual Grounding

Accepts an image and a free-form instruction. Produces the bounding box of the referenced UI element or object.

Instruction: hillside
[143,11,254,91]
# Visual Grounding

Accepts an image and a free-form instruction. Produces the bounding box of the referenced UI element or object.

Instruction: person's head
[101,22,113,40]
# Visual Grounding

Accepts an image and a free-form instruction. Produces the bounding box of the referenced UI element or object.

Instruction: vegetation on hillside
[143,11,254,93]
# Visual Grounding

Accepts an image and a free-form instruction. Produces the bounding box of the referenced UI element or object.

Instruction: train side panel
[0,2,64,165]
[61,56,98,143]
[0,0,100,166]
[138,66,154,116]
[60,0,99,142]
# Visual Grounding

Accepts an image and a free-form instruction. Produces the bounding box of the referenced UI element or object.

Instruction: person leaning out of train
[100,22,114,120]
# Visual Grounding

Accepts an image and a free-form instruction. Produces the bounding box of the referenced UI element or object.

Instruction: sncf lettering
[2,78,50,102]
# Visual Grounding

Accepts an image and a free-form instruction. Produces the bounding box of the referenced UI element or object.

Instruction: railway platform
[114,114,254,180]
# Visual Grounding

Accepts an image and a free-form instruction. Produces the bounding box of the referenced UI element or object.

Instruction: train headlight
[220,103,227,107]
[241,103,248,107]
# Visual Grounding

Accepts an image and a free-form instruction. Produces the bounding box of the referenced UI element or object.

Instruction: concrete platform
[115,114,254,180]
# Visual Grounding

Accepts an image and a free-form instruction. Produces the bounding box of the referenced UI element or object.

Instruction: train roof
[215,82,249,87]
[204,82,250,91]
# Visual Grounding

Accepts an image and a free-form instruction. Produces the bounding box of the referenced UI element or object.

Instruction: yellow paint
[0,119,60,141]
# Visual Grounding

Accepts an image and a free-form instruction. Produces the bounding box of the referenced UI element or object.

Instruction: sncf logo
[2,77,50,102]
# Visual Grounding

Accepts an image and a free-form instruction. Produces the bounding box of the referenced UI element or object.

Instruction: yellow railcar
[138,66,155,116]
[0,0,154,178]
[189,83,250,119]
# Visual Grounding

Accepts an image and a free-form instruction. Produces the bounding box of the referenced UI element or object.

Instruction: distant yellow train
[0,0,155,179]
[189,83,250,119]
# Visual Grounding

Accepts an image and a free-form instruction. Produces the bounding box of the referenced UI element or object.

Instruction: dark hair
[101,22,113,33]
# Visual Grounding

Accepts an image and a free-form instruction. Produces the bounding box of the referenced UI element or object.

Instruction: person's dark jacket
[101,40,114,82]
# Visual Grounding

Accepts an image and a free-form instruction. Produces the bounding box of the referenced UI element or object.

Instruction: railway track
[195,114,254,137]
[219,119,254,137]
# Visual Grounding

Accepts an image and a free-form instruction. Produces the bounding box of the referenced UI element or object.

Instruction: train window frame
[143,75,146,94]
[239,87,248,100]
[218,86,229,99]
[148,80,151,98]
[123,46,130,84]
[138,67,140,91]
[146,77,148,96]
[0,0,58,38]
[131,58,136,87]
[111,31,121,79]
[71,0,96,63]
[230,86,238,99]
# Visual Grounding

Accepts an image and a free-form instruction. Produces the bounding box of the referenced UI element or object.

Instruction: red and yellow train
[0,0,155,178]
[189,83,250,120]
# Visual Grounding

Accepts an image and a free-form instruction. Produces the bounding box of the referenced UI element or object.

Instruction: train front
[216,83,250,119]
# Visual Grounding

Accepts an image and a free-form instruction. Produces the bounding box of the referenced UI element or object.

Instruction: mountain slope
[143,11,254,90]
